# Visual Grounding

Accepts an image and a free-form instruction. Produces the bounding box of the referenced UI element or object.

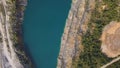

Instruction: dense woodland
[77,0,120,68]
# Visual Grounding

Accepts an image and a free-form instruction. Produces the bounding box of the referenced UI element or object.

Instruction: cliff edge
[57,0,95,68]
[0,0,33,68]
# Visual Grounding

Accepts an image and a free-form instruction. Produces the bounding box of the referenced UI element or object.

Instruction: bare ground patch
[101,21,120,58]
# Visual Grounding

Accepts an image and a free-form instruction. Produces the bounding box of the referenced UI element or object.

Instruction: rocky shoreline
[0,0,33,68]
[14,0,33,68]
[57,0,95,68]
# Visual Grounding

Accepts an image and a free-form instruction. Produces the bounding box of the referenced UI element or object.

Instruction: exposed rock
[57,0,95,68]
[0,0,33,68]
[101,21,120,58]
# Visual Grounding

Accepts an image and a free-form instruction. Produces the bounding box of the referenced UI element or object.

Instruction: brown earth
[101,21,120,58]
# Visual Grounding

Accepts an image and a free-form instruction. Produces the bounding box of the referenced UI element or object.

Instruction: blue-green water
[23,0,71,68]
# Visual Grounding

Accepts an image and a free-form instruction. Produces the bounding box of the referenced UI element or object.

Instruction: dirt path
[101,56,120,68]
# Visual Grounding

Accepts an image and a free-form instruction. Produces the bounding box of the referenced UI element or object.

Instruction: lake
[23,0,71,68]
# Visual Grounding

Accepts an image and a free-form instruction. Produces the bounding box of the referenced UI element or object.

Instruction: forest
[77,0,120,68]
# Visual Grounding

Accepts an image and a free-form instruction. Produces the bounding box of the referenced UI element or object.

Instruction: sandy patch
[101,21,120,58]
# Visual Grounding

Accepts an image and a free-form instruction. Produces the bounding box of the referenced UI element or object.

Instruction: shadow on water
[23,43,37,68]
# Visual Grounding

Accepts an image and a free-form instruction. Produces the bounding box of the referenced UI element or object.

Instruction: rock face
[101,21,120,58]
[57,0,95,68]
[0,0,32,68]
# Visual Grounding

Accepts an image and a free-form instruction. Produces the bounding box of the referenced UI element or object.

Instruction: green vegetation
[77,0,120,68]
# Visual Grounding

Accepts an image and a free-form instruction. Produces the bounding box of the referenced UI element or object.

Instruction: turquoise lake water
[22,0,71,68]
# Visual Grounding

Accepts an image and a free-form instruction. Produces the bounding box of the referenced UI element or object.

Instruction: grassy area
[77,0,120,68]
